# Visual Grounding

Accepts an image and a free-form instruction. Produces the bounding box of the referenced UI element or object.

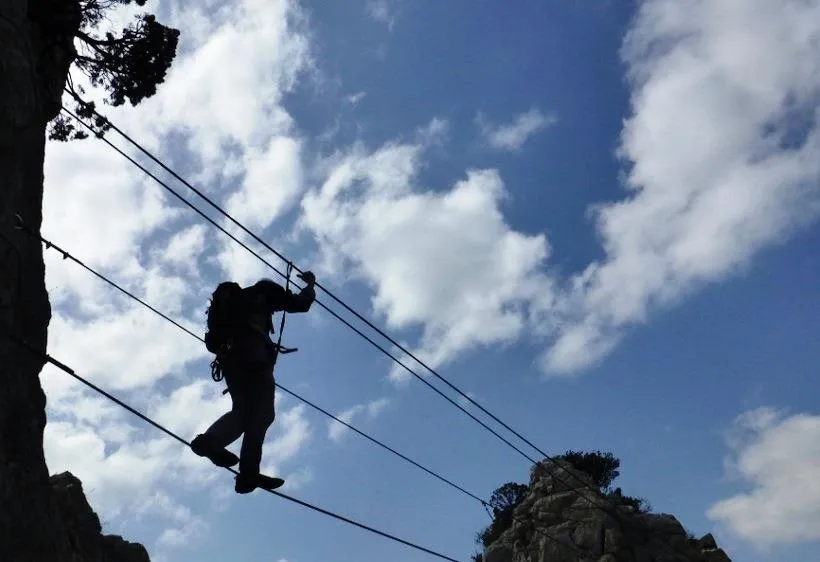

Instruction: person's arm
[257,272,316,313]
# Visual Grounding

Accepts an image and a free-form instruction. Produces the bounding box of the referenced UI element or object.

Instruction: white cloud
[226,136,304,230]
[291,0,820,384]
[43,418,210,520]
[366,0,396,30]
[266,403,312,462]
[213,231,284,286]
[367,397,390,417]
[328,397,391,442]
[282,466,314,492]
[138,492,208,549]
[300,135,553,381]
[47,303,206,392]
[42,139,178,275]
[158,225,208,277]
[44,410,215,562]
[43,372,314,555]
[539,0,820,374]
[128,0,312,169]
[345,91,367,106]
[476,108,555,152]
[416,117,449,146]
[151,380,231,439]
[456,392,478,409]
[707,408,820,547]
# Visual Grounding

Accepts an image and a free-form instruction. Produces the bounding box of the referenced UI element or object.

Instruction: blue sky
[37,1,820,561]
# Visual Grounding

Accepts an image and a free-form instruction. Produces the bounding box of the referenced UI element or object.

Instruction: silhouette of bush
[555,449,621,491]
[621,494,651,513]
[476,482,529,548]
[46,0,180,141]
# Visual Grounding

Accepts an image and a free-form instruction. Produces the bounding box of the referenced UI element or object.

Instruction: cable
[61,106,543,468]
[59,107,649,555]
[87,105,560,465]
[67,104,616,505]
[2,329,670,562]
[62,105,694,560]
[5,332,462,562]
[60,105,634,534]
[17,213,639,562]
[14,216,490,508]
[4,337,592,562]
[50,102,701,562]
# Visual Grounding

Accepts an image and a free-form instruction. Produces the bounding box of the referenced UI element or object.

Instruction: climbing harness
[272,261,297,368]
[219,262,298,395]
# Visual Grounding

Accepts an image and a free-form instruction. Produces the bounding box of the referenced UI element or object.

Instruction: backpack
[204,281,247,356]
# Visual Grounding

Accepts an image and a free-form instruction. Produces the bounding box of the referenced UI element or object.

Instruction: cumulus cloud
[266,403,313,461]
[151,380,230,439]
[41,139,178,279]
[47,303,205,392]
[212,230,285,286]
[539,0,820,374]
[43,417,210,522]
[299,132,553,380]
[707,408,820,547]
[476,108,555,152]
[225,136,304,231]
[292,0,820,384]
[157,225,209,277]
[328,398,391,442]
[139,492,208,549]
[128,0,312,167]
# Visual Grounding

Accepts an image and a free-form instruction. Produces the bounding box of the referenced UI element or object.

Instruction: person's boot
[235,472,285,494]
[234,472,258,494]
[191,434,239,468]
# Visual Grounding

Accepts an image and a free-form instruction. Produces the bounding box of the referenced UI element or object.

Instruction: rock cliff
[51,472,150,562]
[482,461,732,562]
[0,0,150,560]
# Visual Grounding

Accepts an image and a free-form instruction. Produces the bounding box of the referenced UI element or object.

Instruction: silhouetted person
[191,272,316,493]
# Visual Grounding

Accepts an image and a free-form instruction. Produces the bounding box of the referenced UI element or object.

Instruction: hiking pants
[202,358,275,475]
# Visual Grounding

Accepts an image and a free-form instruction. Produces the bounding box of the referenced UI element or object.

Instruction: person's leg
[192,361,249,467]
[236,363,276,491]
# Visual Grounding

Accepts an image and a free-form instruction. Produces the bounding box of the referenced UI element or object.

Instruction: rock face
[51,472,151,562]
[0,1,149,560]
[482,461,732,562]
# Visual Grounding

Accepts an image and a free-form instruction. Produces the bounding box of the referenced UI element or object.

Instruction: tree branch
[75,29,136,47]
[74,53,102,66]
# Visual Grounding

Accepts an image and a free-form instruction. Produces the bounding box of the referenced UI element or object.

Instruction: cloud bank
[708,408,820,547]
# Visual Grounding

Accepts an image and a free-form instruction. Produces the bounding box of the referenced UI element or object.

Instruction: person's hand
[297,270,316,287]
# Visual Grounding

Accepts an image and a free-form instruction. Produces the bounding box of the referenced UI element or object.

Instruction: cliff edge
[0,0,150,559]
[480,460,732,562]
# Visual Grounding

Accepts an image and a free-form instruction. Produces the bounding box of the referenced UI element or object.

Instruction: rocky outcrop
[51,472,150,562]
[0,1,149,560]
[1,1,79,560]
[482,461,732,562]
